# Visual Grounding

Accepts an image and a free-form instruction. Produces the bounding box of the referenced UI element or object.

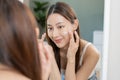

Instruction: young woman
[46,2,100,80]
[0,0,52,80]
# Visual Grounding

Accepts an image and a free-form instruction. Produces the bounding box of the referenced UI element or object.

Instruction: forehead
[47,13,70,25]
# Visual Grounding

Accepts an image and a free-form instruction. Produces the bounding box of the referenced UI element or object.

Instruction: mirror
[29,0,104,80]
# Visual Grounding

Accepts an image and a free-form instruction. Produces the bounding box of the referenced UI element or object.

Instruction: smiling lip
[54,39,62,44]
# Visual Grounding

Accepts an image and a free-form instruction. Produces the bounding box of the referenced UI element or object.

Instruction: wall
[30,0,104,42]
[102,0,120,80]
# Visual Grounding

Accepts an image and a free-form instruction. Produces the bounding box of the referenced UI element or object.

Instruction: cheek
[47,31,51,38]
[64,34,70,45]
[62,31,70,41]
[61,29,72,36]
[48,33,52,39]
[62,31,69,35]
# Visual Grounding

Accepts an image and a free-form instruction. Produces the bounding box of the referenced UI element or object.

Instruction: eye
[57,25,64,29]
[47,27,53,31]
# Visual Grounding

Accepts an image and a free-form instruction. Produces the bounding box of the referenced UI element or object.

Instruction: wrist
[67,56,75,64]
[67,52,75,59]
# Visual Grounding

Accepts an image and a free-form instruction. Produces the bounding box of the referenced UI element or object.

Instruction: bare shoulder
[80,39,100,60]
[0,70,30,80]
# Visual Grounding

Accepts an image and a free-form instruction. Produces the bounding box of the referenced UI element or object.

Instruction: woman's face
[47,13,74,48]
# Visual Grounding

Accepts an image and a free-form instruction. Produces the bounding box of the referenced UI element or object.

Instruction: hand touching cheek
[67,31,80,59]
[38,33,53,80]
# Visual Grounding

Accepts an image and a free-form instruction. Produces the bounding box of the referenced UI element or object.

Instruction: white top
[80,42,95,78]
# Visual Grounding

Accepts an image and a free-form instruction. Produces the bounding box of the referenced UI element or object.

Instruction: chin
[56,44,64,48]
[56,45,63,48]
[55,41,69,49]
[56,44,69,49]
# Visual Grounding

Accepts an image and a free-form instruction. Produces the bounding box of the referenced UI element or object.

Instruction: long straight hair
[46,2,81,72]
[0,0,41,80]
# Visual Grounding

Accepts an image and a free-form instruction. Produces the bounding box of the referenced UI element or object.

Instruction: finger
[41,33,46,41]
[37,39,41,43]
[74,31,80,44]
[44,45,52,61]
[38,41,46,63]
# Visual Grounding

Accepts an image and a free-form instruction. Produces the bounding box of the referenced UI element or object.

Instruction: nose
[52,29,59,38]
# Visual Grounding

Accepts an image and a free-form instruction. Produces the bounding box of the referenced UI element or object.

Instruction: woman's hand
[67,31,80,59]
[38,33,53,80]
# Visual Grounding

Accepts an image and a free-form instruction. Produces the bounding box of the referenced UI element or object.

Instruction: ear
[73,19,79,31]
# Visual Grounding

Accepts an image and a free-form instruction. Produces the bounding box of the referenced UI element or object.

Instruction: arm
[65,44,99,80]
[49,55,61,80]
[65,31,79,80]
[65,56,76,80]
[38,33,52,80]
[39,33,61,80]
[65,31,99,80]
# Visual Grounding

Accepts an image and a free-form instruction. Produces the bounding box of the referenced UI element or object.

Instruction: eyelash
[57,25,64,29]
[47,25,65,32]
[47,27,53,31]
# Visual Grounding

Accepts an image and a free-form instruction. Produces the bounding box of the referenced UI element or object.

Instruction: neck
[60,42,69,58]
[60,46,68,58]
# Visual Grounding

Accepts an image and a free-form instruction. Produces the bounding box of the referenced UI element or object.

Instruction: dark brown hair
[46,2,81,72]
[0,0,41,80]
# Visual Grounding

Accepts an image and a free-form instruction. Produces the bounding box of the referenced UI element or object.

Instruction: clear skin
[47,13,100,80]
[47,14,74,49]
[38,33,52,80]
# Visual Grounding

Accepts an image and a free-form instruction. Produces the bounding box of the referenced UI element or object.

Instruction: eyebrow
[47,24,52,27]
[47,22,64,27]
